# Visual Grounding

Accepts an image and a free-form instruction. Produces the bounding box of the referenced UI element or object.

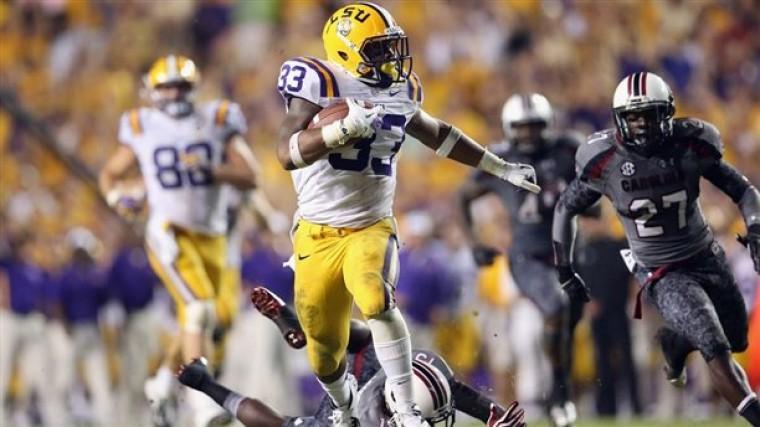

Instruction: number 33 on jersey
[277,56,423,228]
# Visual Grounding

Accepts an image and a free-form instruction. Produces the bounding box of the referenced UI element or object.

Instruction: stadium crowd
[1,0,759,425]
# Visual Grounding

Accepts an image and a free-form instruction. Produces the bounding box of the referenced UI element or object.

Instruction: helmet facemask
[356,31,412,88]
[509,120,549,154]
[149,81,195,118]
[613,102,674,156]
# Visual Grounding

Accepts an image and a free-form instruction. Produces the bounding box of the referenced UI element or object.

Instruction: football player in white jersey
[275,3,540,426]
[99,55,259,426]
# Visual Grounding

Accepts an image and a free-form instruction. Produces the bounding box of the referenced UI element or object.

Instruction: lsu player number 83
[275,2,540,426]
[98,54,259,416]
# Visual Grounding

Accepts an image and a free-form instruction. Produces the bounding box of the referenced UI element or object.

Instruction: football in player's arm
[552,72,760,425]
[277,86,540,195]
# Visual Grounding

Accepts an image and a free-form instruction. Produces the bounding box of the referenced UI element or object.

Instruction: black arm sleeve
[703,161,760,227]
[552,178,603,266]
[450,379,500,422]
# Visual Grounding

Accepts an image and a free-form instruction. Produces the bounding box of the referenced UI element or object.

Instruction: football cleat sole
[250,286,306,349]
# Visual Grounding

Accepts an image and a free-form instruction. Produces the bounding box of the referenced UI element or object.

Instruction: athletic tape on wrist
[321,120,348,149]
[737,392,758,413]
[435,126,462,157]
[289,131,307,168]
[478,149,509,176]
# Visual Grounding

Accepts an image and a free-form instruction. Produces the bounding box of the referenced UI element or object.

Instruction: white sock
[368,308,414,411]
[318,368,352,408]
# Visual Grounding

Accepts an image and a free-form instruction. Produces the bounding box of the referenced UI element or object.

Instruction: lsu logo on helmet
[322,2,411,88]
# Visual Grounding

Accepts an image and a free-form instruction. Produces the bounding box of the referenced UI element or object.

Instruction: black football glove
[487,402,526,427]
[738,224,760,274]
[177,358,212,391]
[557,265,591,304]
[472,244,500,267]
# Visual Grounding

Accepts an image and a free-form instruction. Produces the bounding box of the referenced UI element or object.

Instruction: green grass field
[463,418,746,426]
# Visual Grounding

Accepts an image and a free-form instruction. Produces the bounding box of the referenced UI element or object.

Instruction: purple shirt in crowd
[56,262,107,324]
[1,258,47,315]
[107,246,157,313]
[396,245,460,326]
[241,247,294,304]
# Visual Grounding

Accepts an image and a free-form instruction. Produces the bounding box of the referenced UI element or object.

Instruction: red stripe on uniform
[641,72,648,96]
[627,75,633,95]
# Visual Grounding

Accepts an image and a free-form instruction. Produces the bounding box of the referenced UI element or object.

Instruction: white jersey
[277,57,423,228]
[118,100,247,235]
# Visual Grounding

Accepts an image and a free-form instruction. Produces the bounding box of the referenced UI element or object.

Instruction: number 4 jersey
[118,100,246,235]
[277,57,423,228]
[576,118,722,267]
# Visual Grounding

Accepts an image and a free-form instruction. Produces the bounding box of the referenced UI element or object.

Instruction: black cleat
[250,286,306,349]
[656,328,689,387]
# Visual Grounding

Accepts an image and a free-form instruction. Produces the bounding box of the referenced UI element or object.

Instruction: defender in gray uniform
[178,287,526,427]
[552,72,760,426]
[459,93,593,426]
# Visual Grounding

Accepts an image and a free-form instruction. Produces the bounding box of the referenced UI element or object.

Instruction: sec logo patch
[621,161,636,177]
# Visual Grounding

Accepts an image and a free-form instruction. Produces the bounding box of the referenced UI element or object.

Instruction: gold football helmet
[322,2,411,88]
[144,55,200,117]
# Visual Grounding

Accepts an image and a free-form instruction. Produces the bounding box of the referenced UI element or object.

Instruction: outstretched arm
[178,359,286,427]
[703,160,760,272]
[450,380,525,426]
[406,110,540,193]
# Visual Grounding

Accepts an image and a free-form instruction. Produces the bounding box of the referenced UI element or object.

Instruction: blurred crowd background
[1,0,759,426]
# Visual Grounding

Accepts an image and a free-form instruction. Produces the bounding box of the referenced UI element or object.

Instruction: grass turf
[462,418,745,426]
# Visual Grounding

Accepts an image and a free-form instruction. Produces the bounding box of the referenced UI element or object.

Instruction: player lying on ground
[178,287,526,427]
[552,72,760,426]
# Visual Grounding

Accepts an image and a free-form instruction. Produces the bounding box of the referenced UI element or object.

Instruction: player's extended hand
[177,358,212,391]
[343,98,382,140]
[557,265,591,303]
[499,162,541,194]
[487,402,526,427]
[472,244,500,267]
[738,224,760,273]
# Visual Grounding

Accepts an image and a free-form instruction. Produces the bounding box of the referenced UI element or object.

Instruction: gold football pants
[293,217,399,376]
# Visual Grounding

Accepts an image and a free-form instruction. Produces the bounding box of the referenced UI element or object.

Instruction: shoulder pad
[576,130,617,182]
[277,57,339,105]
[212,100,247,136]
[674,118,723,159]
[117,108,144,146]
[406,72,423,104]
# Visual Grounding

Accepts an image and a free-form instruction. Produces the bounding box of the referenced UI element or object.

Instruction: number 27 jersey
[576,118,722,267]
[277,57,423,228]
[118,101,246,235]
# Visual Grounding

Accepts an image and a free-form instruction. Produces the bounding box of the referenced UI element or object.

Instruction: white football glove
[478,151,541,193]
[487,402,526,427]
[500,162,541,194]
[322,98,382,147]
